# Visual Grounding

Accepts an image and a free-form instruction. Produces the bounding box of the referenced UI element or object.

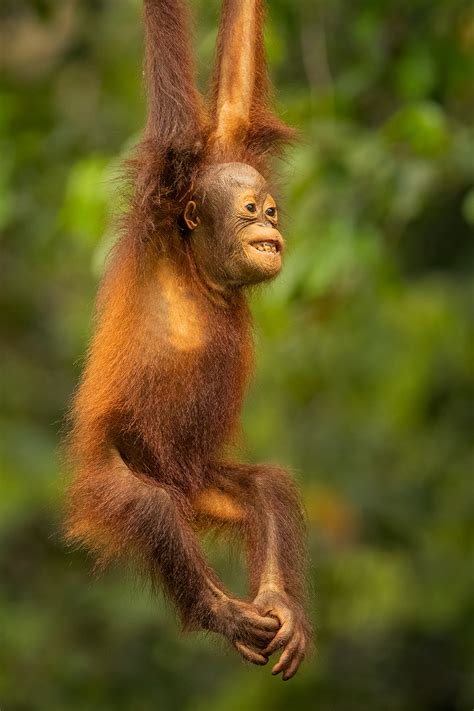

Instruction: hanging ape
[66,0,310,680]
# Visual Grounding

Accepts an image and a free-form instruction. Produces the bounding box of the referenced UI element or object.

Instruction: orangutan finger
[262,622,291,657]
[246,627,278,650]
[282,650,305,681]
[234,641,268,666]
[271,632,301,676]
[247,612,280,632]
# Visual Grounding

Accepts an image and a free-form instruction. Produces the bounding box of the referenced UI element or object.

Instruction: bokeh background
[1,1,474,709]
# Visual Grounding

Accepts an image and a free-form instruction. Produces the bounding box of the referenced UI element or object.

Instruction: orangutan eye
[265,206,276,218]
[245,203,257,213]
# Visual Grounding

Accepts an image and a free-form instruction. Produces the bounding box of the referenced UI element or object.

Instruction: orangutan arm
[192,462,311,680]
[209,0,294,159]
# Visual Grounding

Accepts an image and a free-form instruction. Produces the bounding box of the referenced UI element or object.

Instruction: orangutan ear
[183,200,201,231]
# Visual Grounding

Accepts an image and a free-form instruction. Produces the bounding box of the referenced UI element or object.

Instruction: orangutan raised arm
[210,0,295,163]
[143,0,205,147]
[66,0,310,680]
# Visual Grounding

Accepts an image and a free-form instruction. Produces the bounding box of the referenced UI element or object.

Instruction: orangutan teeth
[253,242,277,253]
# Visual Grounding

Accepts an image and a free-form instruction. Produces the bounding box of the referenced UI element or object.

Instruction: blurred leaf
[384,102,450,157]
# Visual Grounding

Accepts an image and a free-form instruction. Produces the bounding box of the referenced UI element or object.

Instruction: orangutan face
[184,163,284,288]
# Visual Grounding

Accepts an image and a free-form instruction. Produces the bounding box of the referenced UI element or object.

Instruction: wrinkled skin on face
[183,163,284,289]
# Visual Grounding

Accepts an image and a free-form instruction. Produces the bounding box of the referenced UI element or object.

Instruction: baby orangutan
[66,0,311,680]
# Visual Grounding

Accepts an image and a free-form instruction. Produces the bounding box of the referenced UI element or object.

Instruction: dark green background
[1,1,473,709]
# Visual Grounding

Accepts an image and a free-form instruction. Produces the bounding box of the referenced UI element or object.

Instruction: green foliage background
[1,1,473,709]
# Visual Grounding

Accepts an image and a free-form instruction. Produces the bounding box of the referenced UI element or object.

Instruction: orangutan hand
[206,595,280,665]
[253,589,309,680]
